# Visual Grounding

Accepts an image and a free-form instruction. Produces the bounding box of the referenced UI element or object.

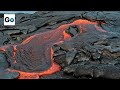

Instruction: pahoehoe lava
[0,19,106,79]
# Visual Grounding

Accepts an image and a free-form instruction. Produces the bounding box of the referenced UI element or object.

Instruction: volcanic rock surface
[0,11,120,79]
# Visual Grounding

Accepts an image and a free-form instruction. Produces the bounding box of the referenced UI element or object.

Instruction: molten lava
[13,45,17,64]
[0,19,107,79]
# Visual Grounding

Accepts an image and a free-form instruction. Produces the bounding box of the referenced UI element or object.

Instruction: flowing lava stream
[0,19,106,79]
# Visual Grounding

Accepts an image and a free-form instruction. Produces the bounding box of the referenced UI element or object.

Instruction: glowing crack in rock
[0,19,106,79]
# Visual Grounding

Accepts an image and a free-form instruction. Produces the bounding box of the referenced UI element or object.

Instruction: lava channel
[0,19,107,79]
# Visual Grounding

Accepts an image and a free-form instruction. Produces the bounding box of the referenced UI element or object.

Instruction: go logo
[5,17,14,22]
[4,14,15,25]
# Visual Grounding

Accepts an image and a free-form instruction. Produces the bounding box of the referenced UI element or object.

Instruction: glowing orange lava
[13,45,17,64]
[22,35,36,45]
[63,31,71,39]
[7,61,61,79]
[0,19,107,79]
[0,45,10,52]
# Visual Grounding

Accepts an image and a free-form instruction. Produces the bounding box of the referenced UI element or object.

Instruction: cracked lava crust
[0,19,106,79]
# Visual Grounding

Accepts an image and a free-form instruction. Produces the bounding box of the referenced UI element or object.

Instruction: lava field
[0,11,120,79]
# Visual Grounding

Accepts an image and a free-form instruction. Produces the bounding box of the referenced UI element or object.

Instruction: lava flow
[0,19,106,79]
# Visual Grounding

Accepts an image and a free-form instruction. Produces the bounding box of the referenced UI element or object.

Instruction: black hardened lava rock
[1,11,120,46]
[54,28,120,79]
[0,53,9,70]
[0,69,19,79]
[1,11,120,79]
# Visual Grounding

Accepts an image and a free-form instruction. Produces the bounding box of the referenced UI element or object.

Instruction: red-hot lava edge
[0,19,107,79]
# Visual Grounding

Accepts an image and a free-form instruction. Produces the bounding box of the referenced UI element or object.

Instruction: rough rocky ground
[0,11,120,79]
